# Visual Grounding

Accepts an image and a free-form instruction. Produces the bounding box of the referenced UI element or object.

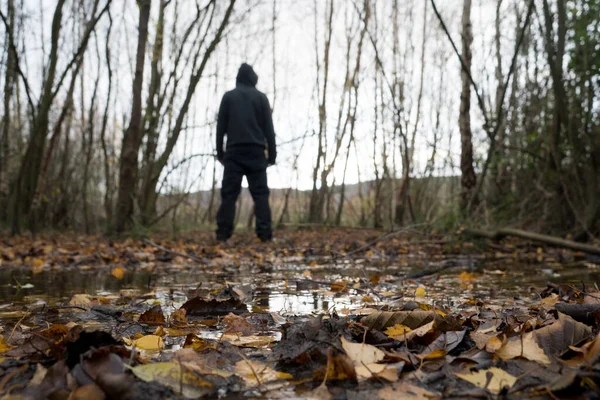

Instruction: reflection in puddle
[0,260,598,317]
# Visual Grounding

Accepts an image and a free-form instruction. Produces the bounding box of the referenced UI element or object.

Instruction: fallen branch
[143,239,209,264]
[463,228,600,255]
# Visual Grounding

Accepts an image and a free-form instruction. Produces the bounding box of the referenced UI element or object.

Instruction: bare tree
[114,0,152,233]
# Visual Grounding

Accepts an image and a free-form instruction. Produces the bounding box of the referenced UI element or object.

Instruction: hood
[236,63,258,87]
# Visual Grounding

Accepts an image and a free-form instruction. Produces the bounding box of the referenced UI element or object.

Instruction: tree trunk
[100,12,113,231]
[138,0,236,226]
[459,0,476,212]
[0,0,16,219]
[114,0,152,233]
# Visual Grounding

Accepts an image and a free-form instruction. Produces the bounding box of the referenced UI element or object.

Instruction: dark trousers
[216,147,272,241]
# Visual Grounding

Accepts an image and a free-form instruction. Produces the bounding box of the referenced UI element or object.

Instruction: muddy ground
[0,227,599,399]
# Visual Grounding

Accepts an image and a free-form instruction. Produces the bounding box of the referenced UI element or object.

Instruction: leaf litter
[0,228,599,398]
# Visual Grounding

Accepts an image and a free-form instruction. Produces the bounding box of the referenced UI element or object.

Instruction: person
[215,63,276,242]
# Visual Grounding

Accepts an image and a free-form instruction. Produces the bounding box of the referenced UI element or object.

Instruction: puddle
[0,259,598,319]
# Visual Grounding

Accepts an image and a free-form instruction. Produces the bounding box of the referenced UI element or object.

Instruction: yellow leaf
[459,271,476,283]
[420,349,446,360]
[111,266,125,280]
[0,336,14,354]
[129,362,213,398]
[362,296,374,303]
[31,258,45,268]
[456,367,517,394]
[415,287,426,298]
[134,335,164,350]
[485,336,504,353]
[384,324,412,339]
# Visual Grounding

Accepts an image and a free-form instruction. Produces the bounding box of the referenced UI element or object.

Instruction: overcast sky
[16,0,519,192]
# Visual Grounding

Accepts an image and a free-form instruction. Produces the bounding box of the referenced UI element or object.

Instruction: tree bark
[459,0,476,212]
[0,0,16,218]
[114,0,152,233]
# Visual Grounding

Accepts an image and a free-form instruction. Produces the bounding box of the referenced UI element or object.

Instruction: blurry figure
[215,63,276,242]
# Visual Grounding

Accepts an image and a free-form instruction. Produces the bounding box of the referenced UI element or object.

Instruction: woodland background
[0,0,598,238]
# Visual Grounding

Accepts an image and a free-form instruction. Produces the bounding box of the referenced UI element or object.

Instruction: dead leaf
[220,333,275,348]
[456,367,517,395]
[129,362,214,398]
[68,383,106,400]
[180,297,247,317]
[0,336,13,353]
[361,310,447,331]
[223,313,257,335]
[110,266,125,280]
[496,332,551,365]
[170,308,188,327]
[533,312,592,358]
[139,305,166,326]
[378,382,439,400]
[234,360,292,387]
[340,337,396,381]
[134,335,164,351]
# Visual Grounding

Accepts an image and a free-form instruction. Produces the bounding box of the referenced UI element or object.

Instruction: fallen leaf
[330,281,349,293]
[68,383,106,400]
[385,324,412,339]
[70,294,92,307]
[361,310,451,331]
[234,359,292,387]
[340,337,396,381]
[220,333,275,348]
[139,305,166,326]
[170,308,188,327]
[129,362,214,398]
[533,312,592,358]
[223,313,257,335]
[0,336,14,353]
[180,297,247,317]
[134,335,164,351]
[459,271,476,282]
[415,287,426,298]
[496,332,551,365]
[378,382,438,400]
[111,266,125,280]
[456,367,517,394]
[340,336,385,365]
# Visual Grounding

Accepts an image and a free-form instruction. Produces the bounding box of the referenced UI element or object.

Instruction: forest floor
[0,227,599,399]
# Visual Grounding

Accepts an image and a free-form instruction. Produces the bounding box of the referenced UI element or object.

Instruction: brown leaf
[533,312,592,358]
[314,349,357,383]
[68,383,106,400]
[361,310,457,332]
[378,382,439,400]
[139,305,166,326]
[180,297,247,317]
[170,308,188,327]
[223,313,257,336]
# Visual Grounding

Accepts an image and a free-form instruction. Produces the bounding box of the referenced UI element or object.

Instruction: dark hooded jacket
[216,63,276,164]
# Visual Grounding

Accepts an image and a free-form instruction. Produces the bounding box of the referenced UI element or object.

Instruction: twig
[143,239,209,264]
[8,312,30,343]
